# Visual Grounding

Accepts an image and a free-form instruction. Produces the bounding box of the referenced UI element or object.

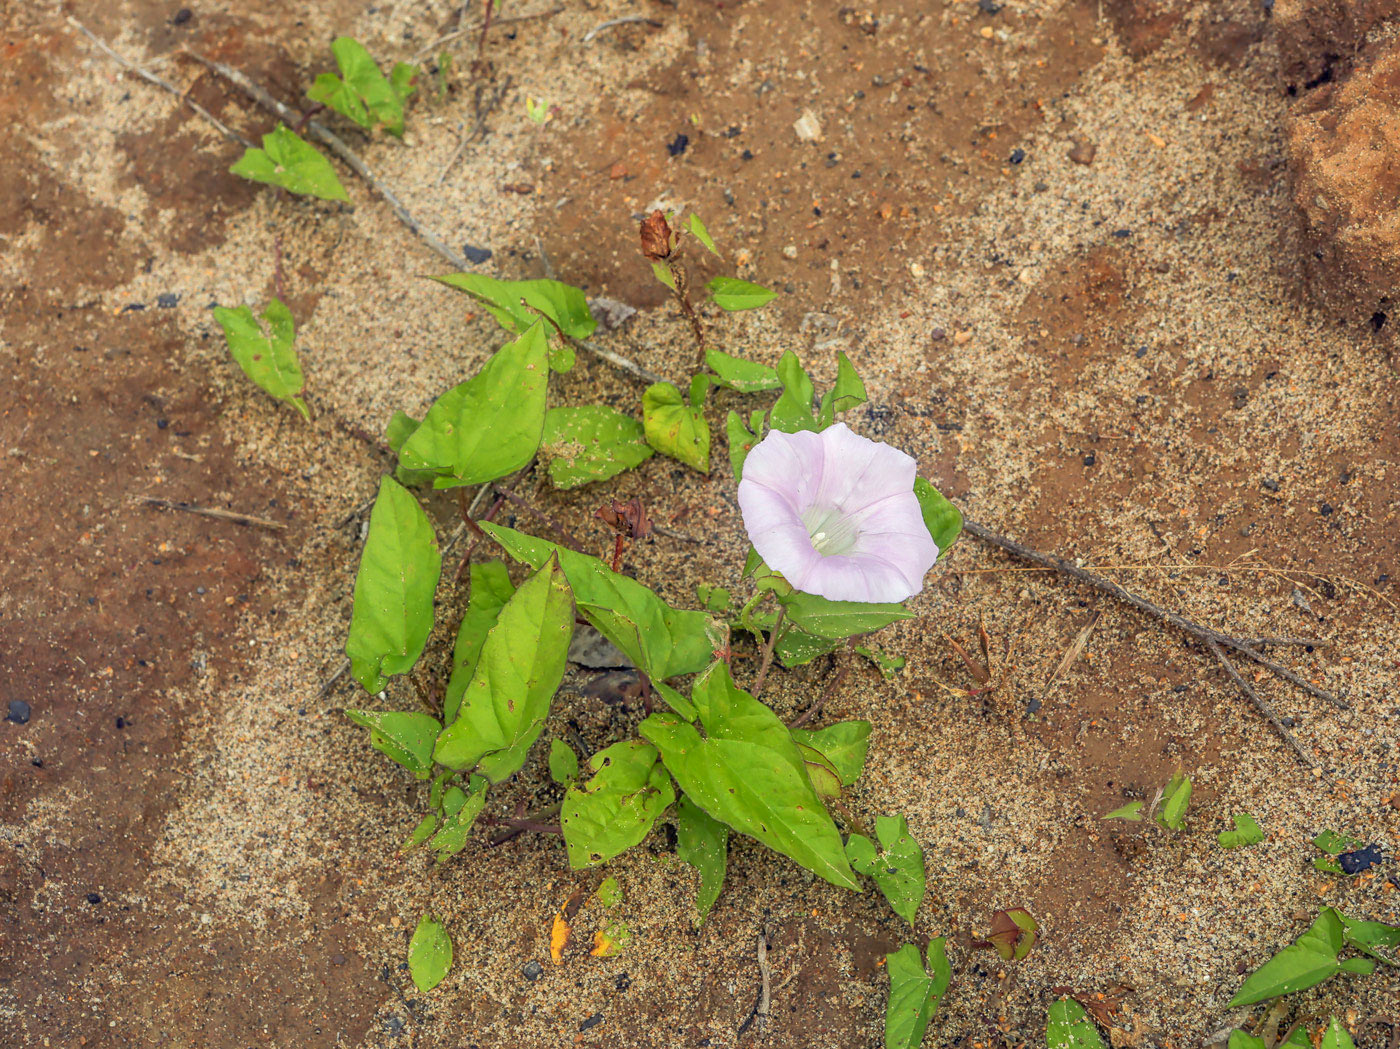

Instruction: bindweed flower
[737,423,938,603]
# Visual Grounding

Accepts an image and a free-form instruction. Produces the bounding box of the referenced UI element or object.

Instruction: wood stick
[960,517,1348,710]
[68,18,253,148]
[1207,639,1315,768]
[140,496,284,530]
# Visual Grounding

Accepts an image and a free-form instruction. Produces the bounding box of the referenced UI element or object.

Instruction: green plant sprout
[1102,769,1192,830]
[331,216,960,1046]
[213,298,312,419]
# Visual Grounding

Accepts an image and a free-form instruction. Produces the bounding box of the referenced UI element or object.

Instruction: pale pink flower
[737,423,938,603]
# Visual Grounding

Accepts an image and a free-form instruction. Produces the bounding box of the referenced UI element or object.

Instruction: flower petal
[811,423,918,514]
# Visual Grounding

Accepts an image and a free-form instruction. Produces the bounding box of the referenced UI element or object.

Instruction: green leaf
[770,351,818,433]
[399,321,549,488]
[433,556,573,782]
[1321,1018,1357,1049]
[885,940,951,1049]
[977,907,1039,961]
[403,812,438,850]
[385,409,419,453]
[229,124,348,201]
[778,589,914,640]
[1217,813,1264,849]
[542,406,653,489]
[776,625,841,667]
[429,273,597,340]
[846,815,925,925]
[676,796,728,922]
[913,478,962,561]
[390,61,418,104]
[707,349,780,393]
[797,742,843,798]
[687,213,720,256]
[707,276,777,311]
[1227,1032,1268,1049]
[482,524,717,693]
[639,663,859,890]
[306,38,412,135]
[344,710,440,779]
[408,915,452,992]
[213,300,310,420]
[1047,998,1107,1048]
[791,721,871,786]
[856,645,905,679]
[443,561,516,724]
[549,739,579,784]
[1103,802,1144,821]
[1229,907,1359,1007]
[1340,912,1400,964]
[597,876,624,908]
[427,783,487,863]
[643,381,710,472]
[816,351,866,428]
[696,585,731,613]
[726,407,765,481]
[561,741,675,868]
[1155,770,1192,831]
[345,476,441,693]
[651,260,677,291]
[689,372,710,411]
[1314,829,1364,858]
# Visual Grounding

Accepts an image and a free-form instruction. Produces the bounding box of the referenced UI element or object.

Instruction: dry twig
[140,496,284,530]
[67,18,253,148]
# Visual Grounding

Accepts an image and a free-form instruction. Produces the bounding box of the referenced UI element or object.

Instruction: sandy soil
[3,1,1399,1046]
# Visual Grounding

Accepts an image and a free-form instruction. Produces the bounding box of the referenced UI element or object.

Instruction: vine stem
[751,607,786,698]
[487,801,563,846]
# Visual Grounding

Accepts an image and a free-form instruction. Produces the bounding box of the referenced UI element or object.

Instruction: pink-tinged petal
[738,427,825,512]
[802,554,918,603]
[737,477,822,583]
[811,424,917,513]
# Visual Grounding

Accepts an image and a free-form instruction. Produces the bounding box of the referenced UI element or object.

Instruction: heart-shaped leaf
[676,796,728,922]
[541,406,653,489]
[561,740,674,868]
[707,276,776,311]
[885,939,951,1049]
[846,815,925,926]
[344,710,440,780]
[791,721,871,786]
[399,321,549,488]
[214,299,310,420]
[1047,998,1107,1048]
[643,381,710,472]
[408,915,452,991]
[443,560,516,723]
[229,124,348,201]
[430,273,597,340]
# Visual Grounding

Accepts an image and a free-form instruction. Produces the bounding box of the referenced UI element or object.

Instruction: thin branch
[1207,639,1315,768]
[411,5,565,61]
[788,640,856,728]
[737,927,772,1037]
[583,15,664,43]
[494,484,583,550]
[572,336,667,385]
[960,518,1348,710]
[67,18,253,148]
[139,496,285,530]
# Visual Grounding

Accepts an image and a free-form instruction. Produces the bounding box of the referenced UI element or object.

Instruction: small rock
[1026,697,1043,714]
[580,1013,605,1032]
[782,245,798,260]
[521,959,544,981]
[1111,228,1131,239]
[1261,477,1280,492]
[588,297,637,331]
[86,893,102,905]
[6,700,30,724]
[978,0,1002,12]
[1083,452,1096,466]
[382,1016,405,1037]
[156,292,180,309]
[461,243,493,265]
[614,972,632,991]
[1338,844,1384,875]
[953,330,972,345]
[667,133,689,156]
[1068,140,1097,165]
[793,109,823,142]
[1009,147,1026,164]
[930,328,946,341]
[172,7,192,25]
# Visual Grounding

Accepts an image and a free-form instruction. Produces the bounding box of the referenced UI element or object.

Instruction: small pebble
[86,893,102,905]
[1068,141,1097,165]
[580,1013,605,1032]
[978,0,1002,12]
[614,972,632,991]
[172,7,192,24]
[1261,478,1280,492]
[461,243,493,265]
[1008,148,1025,164]
[6,700,30,724]
[1339,844,1384,875]
[782,245,798,260]
[1026,697,1043,714]
[156,292,179,308]
[1082,452,1096,466]
[667,133,689,156]
[521,959,544,981]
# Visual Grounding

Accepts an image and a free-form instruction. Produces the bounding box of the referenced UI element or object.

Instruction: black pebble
[978,0,1002,11]
[580,1013,604,1032]
[1111,228,1131,239]
[382,1016,405,1036]
[86,892,102,905]
[1026,697,1042,714]
[1008,148,1025,164]
[172,8,192,25]
[668,133,689,156]
[6,700,30,724]
[741,148,753,161]
[116,717,127,729]
[614,972,631,991]
[1135,345,1148,358]
[1320,502,1333,515]
[461,243,493,265]
[157,292,180,308]
[521,959,543,981]
[1261,478,1279,492]
[156,418,169,429]
[1339,844,1384,875]
[1082,452,1096,466]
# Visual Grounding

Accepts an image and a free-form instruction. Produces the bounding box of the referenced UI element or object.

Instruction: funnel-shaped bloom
[737,423,938,603]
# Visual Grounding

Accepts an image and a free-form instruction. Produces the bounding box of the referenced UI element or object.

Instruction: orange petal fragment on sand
[550,913,571,964]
